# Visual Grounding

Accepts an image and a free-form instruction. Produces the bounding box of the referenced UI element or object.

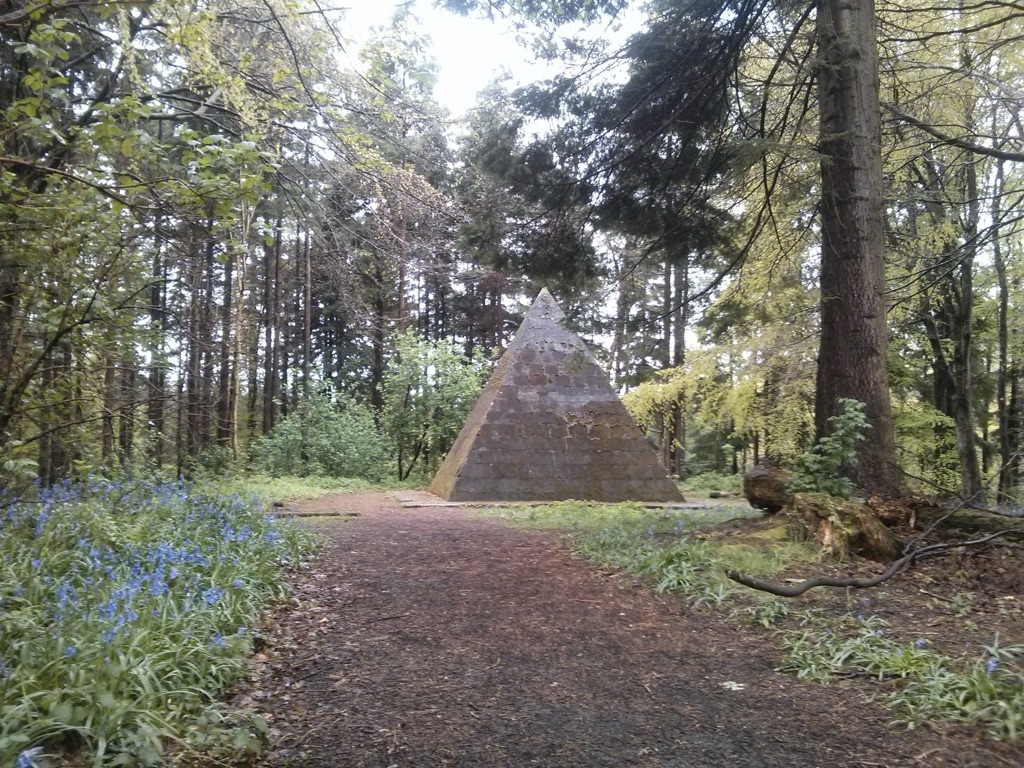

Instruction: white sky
[340,0,552,116]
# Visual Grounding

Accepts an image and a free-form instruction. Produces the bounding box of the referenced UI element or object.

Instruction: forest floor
[238,492,1024,768]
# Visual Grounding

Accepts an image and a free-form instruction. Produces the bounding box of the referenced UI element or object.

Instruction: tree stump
[791,493,901,563]
[743,465,792,515]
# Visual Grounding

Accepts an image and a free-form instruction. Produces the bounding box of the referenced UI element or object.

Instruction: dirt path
[244,493,1017,767]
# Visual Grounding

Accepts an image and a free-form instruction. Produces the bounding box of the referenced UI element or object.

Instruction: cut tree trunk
[791,493,901,563]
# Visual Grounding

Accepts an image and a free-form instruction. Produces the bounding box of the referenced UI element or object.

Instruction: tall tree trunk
[814,0,902,495]
[661,260,673,471]
[185,230,205,458]
[263,224,281,434]
[102,357,116,462]
[951,144,983,502]
[994,160,1020,501]
[118,360,135,466]
[147,243,166,467]
[671,255,689,477]
[370,251,387,412]
[217,254,234,445]
[302,220,312,401]
[229,251,244,459]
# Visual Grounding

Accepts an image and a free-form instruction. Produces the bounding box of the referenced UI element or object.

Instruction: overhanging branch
[882,102,1024,162]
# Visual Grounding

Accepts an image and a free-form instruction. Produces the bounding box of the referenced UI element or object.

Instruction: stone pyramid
[429,288,683,502]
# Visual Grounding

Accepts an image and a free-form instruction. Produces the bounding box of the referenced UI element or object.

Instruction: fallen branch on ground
[726,531,1012,597]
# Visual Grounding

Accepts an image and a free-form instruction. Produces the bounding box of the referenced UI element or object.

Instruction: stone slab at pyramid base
[429,289,683,503]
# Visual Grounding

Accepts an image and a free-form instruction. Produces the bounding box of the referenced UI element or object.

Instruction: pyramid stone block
[428,288,683,502]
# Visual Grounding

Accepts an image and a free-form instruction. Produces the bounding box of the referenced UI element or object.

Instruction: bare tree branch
[882,101,1024,162]
[726,531,1014,597]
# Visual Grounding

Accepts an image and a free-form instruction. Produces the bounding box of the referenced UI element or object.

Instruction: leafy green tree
[254,394,390,480]
[382,330,491,480]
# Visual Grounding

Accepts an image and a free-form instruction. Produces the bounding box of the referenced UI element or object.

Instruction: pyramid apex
[523,287,567,330]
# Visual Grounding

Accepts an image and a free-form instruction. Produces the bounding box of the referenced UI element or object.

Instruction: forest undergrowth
[480,493,1024,743]
[0,477,318,767]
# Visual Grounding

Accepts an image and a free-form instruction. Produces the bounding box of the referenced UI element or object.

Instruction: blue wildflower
[16,747,42,768]
[986,658,998,675]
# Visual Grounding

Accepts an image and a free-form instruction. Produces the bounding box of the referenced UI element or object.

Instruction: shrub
[253,394,390,481]
[788,398,870,499]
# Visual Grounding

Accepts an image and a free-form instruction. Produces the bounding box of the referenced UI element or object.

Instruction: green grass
[216,473,383,502]
[478,500,813,607]
[779,617,1024,741]
[0,477,318,766]
[679,471,744,494]
[213,472,431,504]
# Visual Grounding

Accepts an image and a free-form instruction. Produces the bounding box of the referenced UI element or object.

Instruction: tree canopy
[1,0,1023,506]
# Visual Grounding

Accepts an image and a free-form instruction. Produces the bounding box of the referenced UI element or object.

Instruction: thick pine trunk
[302,222,312,401]
[118,361,135,465]
[815,0,902,496]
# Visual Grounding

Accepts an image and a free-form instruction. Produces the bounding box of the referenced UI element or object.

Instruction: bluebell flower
[15,747,42,768]
[64,645,76,657]
[914,639,926,648]
[986,658,998,675]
